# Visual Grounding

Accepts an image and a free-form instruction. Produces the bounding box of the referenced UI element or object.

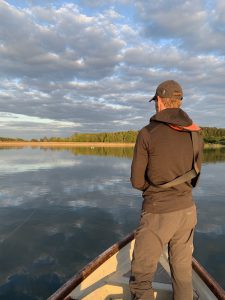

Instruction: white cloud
[0,112,80,127]
[0,112,82,138]
[0,0,225,138]
[0,2,124,80]
[135,0,225,55]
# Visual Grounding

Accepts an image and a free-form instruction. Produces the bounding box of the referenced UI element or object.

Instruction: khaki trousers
[129,205,197,300]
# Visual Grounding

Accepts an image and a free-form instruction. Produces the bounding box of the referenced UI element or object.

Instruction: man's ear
[157,97,166,112]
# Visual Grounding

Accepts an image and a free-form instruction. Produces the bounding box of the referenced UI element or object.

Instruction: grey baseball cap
[149,80,183,102]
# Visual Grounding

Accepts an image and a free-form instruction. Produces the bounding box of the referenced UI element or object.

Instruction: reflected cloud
[0,206,134,298]
[196,224,223,235]
[0,148,81,175]
[0,147,224,299]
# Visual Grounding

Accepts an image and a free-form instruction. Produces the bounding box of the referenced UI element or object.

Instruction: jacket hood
[150,108,193,127]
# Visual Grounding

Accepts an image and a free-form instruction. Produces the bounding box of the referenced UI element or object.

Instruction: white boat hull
[48,232,225,300]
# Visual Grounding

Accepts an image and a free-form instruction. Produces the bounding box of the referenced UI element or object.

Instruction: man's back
[131,108,203,213]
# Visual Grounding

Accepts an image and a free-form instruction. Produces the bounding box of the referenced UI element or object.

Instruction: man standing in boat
[129,80,203,300]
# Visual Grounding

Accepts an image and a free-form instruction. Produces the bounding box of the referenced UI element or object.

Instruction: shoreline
[0,141,135,147]
[203,143,225,149]
[0,141,224,148]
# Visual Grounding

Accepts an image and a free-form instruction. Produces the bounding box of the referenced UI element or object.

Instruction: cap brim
[149,94,157,102]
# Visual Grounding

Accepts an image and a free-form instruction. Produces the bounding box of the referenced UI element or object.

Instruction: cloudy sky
[0,0,225,139]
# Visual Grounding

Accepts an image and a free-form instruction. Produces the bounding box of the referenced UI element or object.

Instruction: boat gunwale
[48,231,225,300]
[192,257,225,300]
[47,232,135,300]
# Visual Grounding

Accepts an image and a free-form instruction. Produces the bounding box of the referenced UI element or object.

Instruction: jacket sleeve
[130,129,150,191]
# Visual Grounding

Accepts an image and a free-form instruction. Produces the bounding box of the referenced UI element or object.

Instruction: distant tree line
[45,130,138,143]
[1,126,225,145]
[201,127,225,145]
[42,127,225,145]
[0,137,24,142]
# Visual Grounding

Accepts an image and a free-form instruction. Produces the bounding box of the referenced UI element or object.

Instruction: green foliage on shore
[44,126,225,145]
[0,137,25,142]
[1,126,225,145]
[201,127,225,145]
[47,130,138,143]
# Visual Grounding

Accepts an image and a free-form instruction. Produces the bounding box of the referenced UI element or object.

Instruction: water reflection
[1,145,224,162]
[47,146,135,159]
[0,146,224,299]
[203,147,225,163]
[0,206,128,299]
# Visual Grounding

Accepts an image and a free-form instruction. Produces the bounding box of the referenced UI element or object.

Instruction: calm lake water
[0,146,225,299]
